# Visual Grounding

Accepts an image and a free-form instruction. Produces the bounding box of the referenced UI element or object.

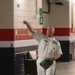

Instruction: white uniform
[34,31,63,75]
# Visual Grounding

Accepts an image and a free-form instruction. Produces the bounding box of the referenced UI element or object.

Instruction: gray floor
[56,61,75,75]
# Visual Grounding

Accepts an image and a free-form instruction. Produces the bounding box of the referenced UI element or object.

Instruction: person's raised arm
[23,21,35,34]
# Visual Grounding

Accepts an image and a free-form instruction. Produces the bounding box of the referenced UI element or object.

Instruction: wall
[14,0,42,48]
[0,0,13,29]
[73,0,75,34]
[72,0,75,60]
[14,0,42,75]
[42,0,72,61]
[0,0,14,42]
[0,0,42,75]
[0,0,14,75]
[43,0,69,27]
[0,0,42,47]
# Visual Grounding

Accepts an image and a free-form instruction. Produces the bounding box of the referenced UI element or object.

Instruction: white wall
[73,0,75,28]
[43,0,69,28]
[14,0,42,29]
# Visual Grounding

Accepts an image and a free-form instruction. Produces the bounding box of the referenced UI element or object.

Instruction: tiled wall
[14,0,42,28]
[0,0,42,75]
[14,28,42,40]
[0,0,43,45]
[14,0,42,75]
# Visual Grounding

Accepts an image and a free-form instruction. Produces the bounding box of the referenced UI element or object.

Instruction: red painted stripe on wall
[0,29,42,41]
[15,29,42,35]
[16,29,28,34]
[15,29,42,40]
[0,29,14,41]
[15,35,34,40]
[54,28,71,36]
[0,28,73,41]
[42,28,72,36]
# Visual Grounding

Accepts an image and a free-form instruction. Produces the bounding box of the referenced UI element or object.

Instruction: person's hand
[23,20,34,34]
[23,20,29,25]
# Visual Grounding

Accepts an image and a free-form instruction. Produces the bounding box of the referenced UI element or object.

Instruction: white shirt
[34,31,63,59]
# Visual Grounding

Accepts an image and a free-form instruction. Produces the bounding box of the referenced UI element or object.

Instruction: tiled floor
[56,61,75,75]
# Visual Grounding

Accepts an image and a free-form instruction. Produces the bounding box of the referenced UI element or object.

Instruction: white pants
[36,57,56,75]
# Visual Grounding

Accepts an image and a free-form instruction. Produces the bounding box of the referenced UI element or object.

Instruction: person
[23,21,63,75]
